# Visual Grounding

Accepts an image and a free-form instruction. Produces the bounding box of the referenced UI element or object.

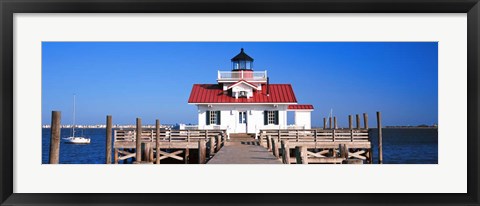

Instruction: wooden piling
[281,140,290,164]
[185,148,190,164]
[114,149,118,164]
[142,142,151,162]
[272,138,280,159]
[323,117,327,129]
[209,136,215,156]
[329,117,332,129]
[340,144,349,159]
[363,113,369,129]
[334,116,338,129]
[198,139,206,164]
[348,115,352,129]
[215,135,222,152]
[105,115,112,164]
[295,146,308,164]
[136,118,142,161]
[149,145,154,162]
[377,111,383,164]
[267,135,272,151]
[155,119,160,164]
[49,111,61,164]
[356,114,360,129]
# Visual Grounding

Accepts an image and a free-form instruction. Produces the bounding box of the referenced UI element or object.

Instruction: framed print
[1,0,479,205]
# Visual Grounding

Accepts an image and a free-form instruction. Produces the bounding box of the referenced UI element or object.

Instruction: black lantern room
[231,48,254,71]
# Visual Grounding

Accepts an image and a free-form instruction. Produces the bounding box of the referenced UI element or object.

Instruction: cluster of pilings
[322,111,383,164]
[323,113,370,130]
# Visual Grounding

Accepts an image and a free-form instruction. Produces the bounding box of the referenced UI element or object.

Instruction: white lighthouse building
[188,49,314,135]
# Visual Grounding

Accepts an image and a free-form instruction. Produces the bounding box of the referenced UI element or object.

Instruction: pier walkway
[207,140,282,164]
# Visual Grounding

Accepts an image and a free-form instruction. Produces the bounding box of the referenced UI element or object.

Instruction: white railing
[217,70,267,81]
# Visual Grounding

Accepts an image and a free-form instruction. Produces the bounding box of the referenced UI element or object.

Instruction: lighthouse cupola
[231,48,254,71]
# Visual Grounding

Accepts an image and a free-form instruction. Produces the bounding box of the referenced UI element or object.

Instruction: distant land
[43,124,438,129]
[42,124,176,129]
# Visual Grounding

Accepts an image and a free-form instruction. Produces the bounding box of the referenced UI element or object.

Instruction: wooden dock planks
[207,141,282,164]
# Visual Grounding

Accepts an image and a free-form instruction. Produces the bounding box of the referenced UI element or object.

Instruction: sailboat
[63,95,91,144]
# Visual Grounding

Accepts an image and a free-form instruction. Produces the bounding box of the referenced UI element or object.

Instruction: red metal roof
[188,84,297,104]
[288,104,314,110]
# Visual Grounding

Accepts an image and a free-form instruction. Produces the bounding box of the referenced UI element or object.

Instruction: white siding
[196,104,289,135]
[294,111,312,129]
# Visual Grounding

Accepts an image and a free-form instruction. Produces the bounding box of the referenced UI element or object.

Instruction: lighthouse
[188,48,313,136]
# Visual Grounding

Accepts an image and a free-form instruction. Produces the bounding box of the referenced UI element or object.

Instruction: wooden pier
[112,120,227,164]
[48,112,383,164]
[258,129,372,164]
[207,140,281,164]
[252,112,382,164]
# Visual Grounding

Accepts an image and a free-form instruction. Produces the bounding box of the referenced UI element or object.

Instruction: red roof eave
[188,84,298,104]
[288,104,314,110]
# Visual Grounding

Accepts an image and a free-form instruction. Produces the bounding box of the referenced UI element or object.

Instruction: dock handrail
[258,129,370,144]
[114,129,227,143]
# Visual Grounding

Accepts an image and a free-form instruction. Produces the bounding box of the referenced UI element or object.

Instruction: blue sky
[42,42,438,127]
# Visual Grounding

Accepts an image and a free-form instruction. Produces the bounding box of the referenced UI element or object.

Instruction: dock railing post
[209,136,215,156]
[267,135,272,151]
[155,119,160,164]
[136,118,142,162]
[350,129,354,142]
[216,135,222,152]
[295,146,308,164]
[377,111,383,164]
[332,129,335,142]
[106,115,112,164]
[198,139,206,164]
[257,132,262,146]
[363,113,369,129]
[323,118,327,129]
[281,140,290,164]
[329,117,332,129]
[272,138,280,159]
[49,111,61,164]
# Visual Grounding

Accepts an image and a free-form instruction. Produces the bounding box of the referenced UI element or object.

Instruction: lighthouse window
[206,110,221,125]
[210,111,217,125]
[267,111,276,125]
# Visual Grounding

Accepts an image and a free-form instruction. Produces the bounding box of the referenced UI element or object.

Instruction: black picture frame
[1,0,479,205]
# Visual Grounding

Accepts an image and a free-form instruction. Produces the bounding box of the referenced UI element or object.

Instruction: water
[42,128,110,164]
[42,128,438,164]
[369,128,438,164]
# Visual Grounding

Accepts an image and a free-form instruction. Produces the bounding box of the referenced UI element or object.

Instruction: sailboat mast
[73,94,76,137]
